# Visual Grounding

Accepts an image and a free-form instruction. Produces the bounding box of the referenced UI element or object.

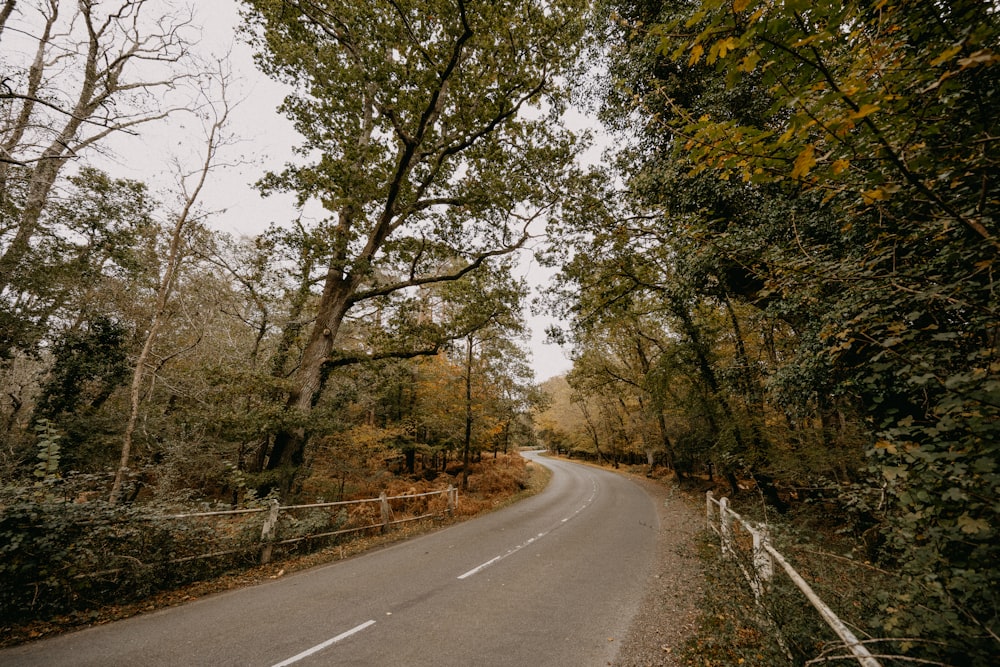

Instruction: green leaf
[942,487,967,501]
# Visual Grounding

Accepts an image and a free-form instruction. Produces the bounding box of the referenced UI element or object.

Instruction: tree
[534,375,591,456]
[240,0,590,492]
[0,165,158,357]
[35,316,129,420]
[478,337,536,457]
[439,260,527,489]
[592,0,999,660]
[0,0,195,305]
[111,63,235,503]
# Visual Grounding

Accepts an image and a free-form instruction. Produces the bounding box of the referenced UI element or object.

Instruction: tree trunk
[110,78,228,503]
[671,294,757,483]
[461,334,474,491]
[263,275,355,494]
[655,411,682,479]
[576,398,604,464]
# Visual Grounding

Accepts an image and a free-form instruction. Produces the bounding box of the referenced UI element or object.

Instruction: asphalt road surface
[1,453,659,666]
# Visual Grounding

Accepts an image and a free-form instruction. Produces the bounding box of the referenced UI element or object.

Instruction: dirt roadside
[612,473,706,667]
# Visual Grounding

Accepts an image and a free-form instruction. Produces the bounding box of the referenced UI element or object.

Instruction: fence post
[753,523,773,585]
[259,499,280,565]
[706,490,714,531]
[380,492,390,533]
[750,524,774,601]
[447,485,456,514]
[719,496,731,556]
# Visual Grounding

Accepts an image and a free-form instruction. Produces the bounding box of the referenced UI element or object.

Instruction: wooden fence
[162,485,459,566]
[706,491,881,667]
[5,485,459,623]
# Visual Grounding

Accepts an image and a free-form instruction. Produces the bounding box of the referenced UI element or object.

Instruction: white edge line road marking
[270,620,377,667]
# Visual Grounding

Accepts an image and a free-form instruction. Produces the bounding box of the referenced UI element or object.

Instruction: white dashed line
[270,620,376,666]
[457,532,550,579]
[458,479,599,580]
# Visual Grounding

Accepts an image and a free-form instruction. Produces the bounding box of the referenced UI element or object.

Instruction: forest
[1,0,997,664]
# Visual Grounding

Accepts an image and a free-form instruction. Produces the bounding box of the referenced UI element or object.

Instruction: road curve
[1,453,659,666]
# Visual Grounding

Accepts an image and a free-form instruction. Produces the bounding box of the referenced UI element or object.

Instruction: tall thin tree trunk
[576,397,604,464]
[110,79,229,503]
[461,334,474,491]
[655,411,681,479]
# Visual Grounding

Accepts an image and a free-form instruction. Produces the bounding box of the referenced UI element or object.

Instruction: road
[1,453,660,666]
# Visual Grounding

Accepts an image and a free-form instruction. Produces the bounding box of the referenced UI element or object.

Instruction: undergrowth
[679,506,979,666]
[0,452,538,646]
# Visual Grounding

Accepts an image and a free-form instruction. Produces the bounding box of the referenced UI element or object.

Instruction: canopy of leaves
[240,0,588,303]
[557,0,1000,660]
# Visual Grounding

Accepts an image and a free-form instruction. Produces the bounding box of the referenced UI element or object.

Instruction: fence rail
[82,485,460,575]
[7,485,460,622]
[706,491,881,667]
[254,486,458,564]
[253,486,457,565]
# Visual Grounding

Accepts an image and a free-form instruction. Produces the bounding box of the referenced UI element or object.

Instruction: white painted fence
[706,491,881,667]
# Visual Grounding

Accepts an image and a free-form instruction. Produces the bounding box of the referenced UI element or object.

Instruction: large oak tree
[240,0,590,486]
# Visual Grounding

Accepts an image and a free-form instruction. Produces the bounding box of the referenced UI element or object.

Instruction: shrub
[0,486,260,626]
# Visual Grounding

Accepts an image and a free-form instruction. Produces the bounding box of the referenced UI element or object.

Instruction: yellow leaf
[738,50,760,72]
[862,188,887,204]
[708,37,739,64]
[688,43,704,66]
[718,36,739,59]
[930,44,962,67]
[790,144,816,180]
[733,0,751,12]
[832,158,850,174]
[851,103,880,120]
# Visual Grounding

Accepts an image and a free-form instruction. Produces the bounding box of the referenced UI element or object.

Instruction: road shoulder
[613,474,704,667]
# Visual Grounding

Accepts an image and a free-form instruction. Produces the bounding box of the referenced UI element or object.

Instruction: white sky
[97,1,578,382]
